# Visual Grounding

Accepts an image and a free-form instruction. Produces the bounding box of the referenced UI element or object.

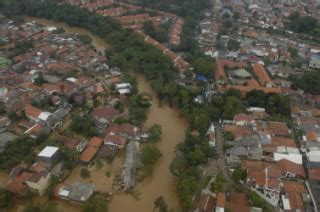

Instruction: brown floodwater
[15,17,188,212]
[109,75,188,212]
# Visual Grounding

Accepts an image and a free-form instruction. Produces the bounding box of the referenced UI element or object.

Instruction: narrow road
[215,124,233,187]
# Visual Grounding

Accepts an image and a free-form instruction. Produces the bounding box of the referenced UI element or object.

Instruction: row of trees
[7,39,34,59]
[142,20,169,43]
[0,136,37,170]
[290,71,320,95]
[285,11,320,36]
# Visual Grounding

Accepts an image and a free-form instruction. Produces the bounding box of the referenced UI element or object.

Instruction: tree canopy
[286,11,320,36]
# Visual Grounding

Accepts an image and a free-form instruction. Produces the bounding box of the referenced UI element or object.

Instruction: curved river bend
[22,17,187,212]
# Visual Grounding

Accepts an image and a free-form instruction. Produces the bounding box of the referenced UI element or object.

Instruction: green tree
[78,34,92,45]
[148,124,162,142]
[232,166,247,182]
[222,96,246,120]
[292,71,320,95]
[141,145,162,176]
[170,153,188,177]
[70,115,98,137]
[192,114,211,135]
[266,94,290,117]
[34,72,46,85]
[154,195,168,212]
[288,47,298,57]
[210,174,225,192]
[0,188,13,209]
[23,202,41,212]
[192,57,215,77]
[177,174,197,210]
[246,90,267,107]
[189,145,206,165]
[43,202,58,212]
[80,168,90,178]
[82,197,107,212]
[227,39,240,51]
[248,191,269,210]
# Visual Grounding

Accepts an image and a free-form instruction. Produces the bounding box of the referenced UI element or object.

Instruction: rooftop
[38,146,59,158]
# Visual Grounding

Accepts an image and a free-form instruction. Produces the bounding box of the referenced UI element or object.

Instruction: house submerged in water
[121,140,141,190]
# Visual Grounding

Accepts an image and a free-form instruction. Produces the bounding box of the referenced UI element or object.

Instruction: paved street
[215,124,234,188]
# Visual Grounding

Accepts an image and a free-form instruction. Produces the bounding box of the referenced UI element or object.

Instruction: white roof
[215,207,224,212]
[247,107,265,112]
[29,70,38,75]
[47,27,57,32]
[276,146,300,154]
[38,146,59,158]
[307,151,320,162]
[281,195,291,210]
[38,111,52,121]
[66,77,77,83]
[274,152,302,165]
[59,188,70,197]
[118,88,131,94]
[115,83,131,90]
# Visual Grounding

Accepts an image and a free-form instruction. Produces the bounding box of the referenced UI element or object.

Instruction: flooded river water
[22,17,188,212]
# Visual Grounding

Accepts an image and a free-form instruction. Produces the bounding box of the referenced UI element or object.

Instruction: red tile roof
[79,146,99,163]
[277,159,305,178]
[233,113,255,123]
[306,131,318,141]
[287,192,304,211]
[197,194,215,212]
[308,168,320,182]
[223,85,281,95]
[271,137,296,148]
[281,181,307,193]
[215,58,247,81]
[25,104,42,118]
[104,134,127,146]
[253,64,272,87]
[216,192,226,208]
[91,106,119,122]
[88,137,103,148]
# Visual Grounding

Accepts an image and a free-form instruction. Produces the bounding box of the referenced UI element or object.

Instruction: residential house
[226,192,262,212]
[233,113,255,126]
[24,123,44,139]
[309,54,320,69]
[104,134,127,148]
[252,64,273,87]
[6,170,33,196]
[0,132,18,153]
[273,146,302,165]
[280,181,310,211]
[119,123,139,140]
[0,116,11,132]
[195,193,215,212]
[122,140,141,190]
[25,171,51,195]
[91,106,119,131]
[37,146,60,165]
[277,159,305,179]
[56,182,95,203]
[58,135,78,150]
[79,137,103,164]
[216,192,226,212]
[25,104,42,123]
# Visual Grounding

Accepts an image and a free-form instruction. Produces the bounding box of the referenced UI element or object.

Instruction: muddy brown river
[20,17,188,212]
